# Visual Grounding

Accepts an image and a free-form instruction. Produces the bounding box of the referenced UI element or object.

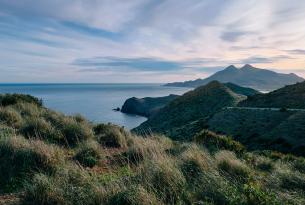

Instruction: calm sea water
[0,84,191,129]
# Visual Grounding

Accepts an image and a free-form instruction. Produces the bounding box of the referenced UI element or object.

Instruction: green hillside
[134,81,245,140]
[239,81,305,108]
[121,94,179,117]
[207,108,305,156]
[1,94,305,205]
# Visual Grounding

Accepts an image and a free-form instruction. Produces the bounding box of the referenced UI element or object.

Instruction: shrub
[254,157,274,172]
[122,135,171,164]
[109,185,162,205]
[20,117,59,141]
[293,158,305,173]
[140,157,186,204]
[60,118,94,146]
[179,144,212,181]
[23,165,105,205]
[14,102,41,117]
[94,123,128,148]
[194,130,245,155]
[0,136,63,192]
[280,171,305,191]
[215,151,251,183]
[0,107,23,128]
[242,183,279,205]
[74,141,103,168]
[0,94,42,107]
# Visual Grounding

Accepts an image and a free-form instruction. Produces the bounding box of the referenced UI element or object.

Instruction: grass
[0,94,304,204]
[194,129,245,155]
[0,136,63,193]
[94,123,129,148]
[74,140,103,168]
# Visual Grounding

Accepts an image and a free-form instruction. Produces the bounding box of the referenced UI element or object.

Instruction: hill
[134,81,245,140]
[165,64,304,91]
[121,83,259,118]
[0,93,305,205]
[239,81,305,109]
[207,108,305,156]
[121,94,179,117]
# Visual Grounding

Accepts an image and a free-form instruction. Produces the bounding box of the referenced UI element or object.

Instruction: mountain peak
[241,64,255,70]
[224,65,238,71]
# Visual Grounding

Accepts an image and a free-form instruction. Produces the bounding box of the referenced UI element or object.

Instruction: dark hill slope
[134,81,245,140]
[239,81,305,109]
[207,108,305,156]
[121,94,179,117]
[166,64,303,91]
[224,82,260,96]
[121,83,259,118]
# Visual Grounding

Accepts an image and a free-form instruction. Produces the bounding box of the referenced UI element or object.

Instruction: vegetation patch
[194,130,245,155]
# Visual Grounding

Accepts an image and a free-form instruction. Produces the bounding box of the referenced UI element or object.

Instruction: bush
[194,130,245,155]
[242,183,279,205]
[293,158,305,173]
[20,117,60,142]
[0,107,23,128]
[179,144,212,181]
[215,151,251,183]
[60,118,94,146]
[14,102,41,117]
[0,94,42,107]
[254,157,274,172]
[94,124,128,148]
[0,136,63,192]
[22,165,105,205]
[74,141,103,168]
[140,157,186,204]
[280,171,305,191]
[109,185,162,205]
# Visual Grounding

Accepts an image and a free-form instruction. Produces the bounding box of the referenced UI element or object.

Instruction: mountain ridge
[165,64,304,91]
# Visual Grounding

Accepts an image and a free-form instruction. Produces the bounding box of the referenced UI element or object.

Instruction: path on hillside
[225,107,305,112]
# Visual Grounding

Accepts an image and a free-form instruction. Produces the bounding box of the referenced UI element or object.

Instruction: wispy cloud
[0,0,305,82]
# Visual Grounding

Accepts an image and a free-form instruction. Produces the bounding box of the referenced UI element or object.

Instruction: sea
[0,84,192,129]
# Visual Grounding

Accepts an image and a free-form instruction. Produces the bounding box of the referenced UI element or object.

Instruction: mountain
[121,83,259,118]
[134,81,245,140]
[121,94,179,117]
[165,64,304,91]
[238,81,305,109]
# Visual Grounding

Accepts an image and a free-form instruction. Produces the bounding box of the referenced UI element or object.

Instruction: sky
[0,0,305,83]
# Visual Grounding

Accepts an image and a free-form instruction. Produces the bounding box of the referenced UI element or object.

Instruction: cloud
[221,31,248,42]
[285,49,305,55]
[74,57,186,72]
[1,0,305,82]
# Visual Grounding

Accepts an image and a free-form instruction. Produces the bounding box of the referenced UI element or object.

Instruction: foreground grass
[0,94,305,205]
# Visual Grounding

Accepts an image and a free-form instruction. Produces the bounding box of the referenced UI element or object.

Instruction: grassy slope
[134,81,245,140]
[239,81,305,108]
[0,94,305,205]
[207,108,305,156]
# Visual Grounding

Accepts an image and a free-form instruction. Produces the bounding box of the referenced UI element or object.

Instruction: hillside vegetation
[121,94,179,117]
[135,81,305,156]
[135,81,245,140]
[1,94,305,205]
[239,81,305,109]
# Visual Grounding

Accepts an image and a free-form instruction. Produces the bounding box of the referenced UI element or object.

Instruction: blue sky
[0,0,305,83]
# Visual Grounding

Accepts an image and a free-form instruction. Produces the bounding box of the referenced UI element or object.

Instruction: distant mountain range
[165,64,304,91]
[134,81,305,156]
